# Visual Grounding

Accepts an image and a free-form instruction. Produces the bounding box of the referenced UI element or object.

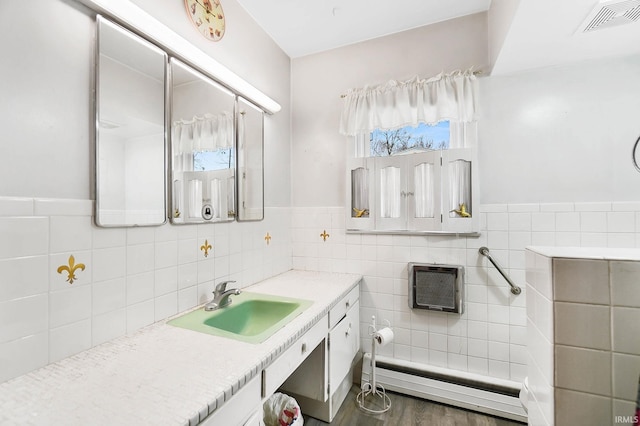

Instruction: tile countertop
[527,246,640,261]
[0,270,362,426]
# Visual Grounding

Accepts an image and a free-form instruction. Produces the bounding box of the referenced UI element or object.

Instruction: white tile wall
[526,249,555,426]
[528,250,640,425]
[4,196,640,396]
[0,197,292,384]
[293,201,640,390]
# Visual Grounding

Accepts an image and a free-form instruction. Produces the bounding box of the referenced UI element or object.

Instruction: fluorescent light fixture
[78,0,281,114]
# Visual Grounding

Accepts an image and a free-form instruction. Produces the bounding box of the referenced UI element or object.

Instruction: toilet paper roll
[374,327,394,346]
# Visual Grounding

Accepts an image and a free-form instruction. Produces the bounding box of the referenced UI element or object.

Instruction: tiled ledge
[527,246,640,261]
[0,196,93,217]
[0,270,361,425]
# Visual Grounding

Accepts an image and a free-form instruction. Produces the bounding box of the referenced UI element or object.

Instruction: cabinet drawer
[328,285,359,329]
[329,301,360,387]
[263,318,328,397]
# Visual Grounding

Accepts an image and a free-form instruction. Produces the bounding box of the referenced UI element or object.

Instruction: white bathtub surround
[0,271,360,425]
[0,196,293,384]
[525,247,640,426]
[292,201,640,386]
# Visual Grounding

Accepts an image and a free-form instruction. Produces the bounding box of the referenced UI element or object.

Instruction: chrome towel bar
[478,247,522,295]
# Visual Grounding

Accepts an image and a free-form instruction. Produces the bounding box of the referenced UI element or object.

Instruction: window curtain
[173,151,194,173]
[380,166,401,218]
[449,160,471,217]
[414,162,434,218]
[339,69,478,136]
[172,112,234,154]
[351,167,369,217]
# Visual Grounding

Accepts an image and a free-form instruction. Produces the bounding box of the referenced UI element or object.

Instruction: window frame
[345,123,479,235]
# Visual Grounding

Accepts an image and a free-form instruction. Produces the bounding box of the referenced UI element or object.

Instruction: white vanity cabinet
[329,299,360,395]
[262,316,328,397]
[0,271,363,426]
[278,284,361,422]
[199,318,327,426]
[200,375,263,426]
[202,283,360,426]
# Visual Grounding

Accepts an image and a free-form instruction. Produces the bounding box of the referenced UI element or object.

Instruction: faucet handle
[215,280,236,292]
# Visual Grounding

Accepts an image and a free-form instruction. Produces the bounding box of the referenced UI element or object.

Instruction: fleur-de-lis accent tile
[264,232,272,245]
[57,255,86,284]
[320,230,330,242]
[200,239,212,257]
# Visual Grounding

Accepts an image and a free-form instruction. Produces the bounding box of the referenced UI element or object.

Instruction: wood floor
[303,386,526,426]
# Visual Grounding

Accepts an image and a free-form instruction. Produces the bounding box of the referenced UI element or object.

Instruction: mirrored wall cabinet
[170,58,236,224]
[237,97,264,221]
[94,15,268,227]
[95,16,167,227]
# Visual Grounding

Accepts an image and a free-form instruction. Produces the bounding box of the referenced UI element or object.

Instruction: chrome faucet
[204,280,241,311]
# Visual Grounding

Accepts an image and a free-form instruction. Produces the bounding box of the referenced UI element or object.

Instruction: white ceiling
[235,0,491,58]
[235,0,640,74]
[491,0,640,75]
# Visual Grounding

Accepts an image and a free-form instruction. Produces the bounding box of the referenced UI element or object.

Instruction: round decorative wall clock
[184,0,226,41]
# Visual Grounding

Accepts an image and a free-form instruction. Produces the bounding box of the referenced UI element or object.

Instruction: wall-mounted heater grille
[408,263,464,314]
[579,0,640,33]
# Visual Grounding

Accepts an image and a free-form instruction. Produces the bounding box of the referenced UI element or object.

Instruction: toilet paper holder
[357,315,392,414]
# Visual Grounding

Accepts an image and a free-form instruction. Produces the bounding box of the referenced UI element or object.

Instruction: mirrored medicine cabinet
[237,97,264,221]
[169,58,236,224]
[94,16,266,227]
[95,16,167,227]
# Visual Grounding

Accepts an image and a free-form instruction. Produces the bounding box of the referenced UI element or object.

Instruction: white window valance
[172,112,234,154]
[339,69,478,136]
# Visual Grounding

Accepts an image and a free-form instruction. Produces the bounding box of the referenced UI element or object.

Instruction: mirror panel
[237,97,264,221]
[96,16,167,227]
[170,59,236,224]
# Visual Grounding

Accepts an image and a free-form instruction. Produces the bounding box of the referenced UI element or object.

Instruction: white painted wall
[0,0,291,207]
[132,0,292,208]
[0,0,94,199]
[290,9,640,386]
[291,13,489,208]
[480,54,640,204]
[487,0,521,70]
[0,0,293,383]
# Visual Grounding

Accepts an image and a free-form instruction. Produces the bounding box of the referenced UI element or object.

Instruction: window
[340,70,479,234]
[193,147,235,171]
[346,121,478,234]
[370,122,450,157]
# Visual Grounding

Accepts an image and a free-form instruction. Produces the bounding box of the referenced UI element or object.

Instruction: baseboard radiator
[361,354,527,423]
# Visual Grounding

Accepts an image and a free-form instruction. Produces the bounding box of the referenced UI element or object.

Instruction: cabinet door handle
[301,343,307,354]
[345,324,351,337]
[345,300,350,309]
